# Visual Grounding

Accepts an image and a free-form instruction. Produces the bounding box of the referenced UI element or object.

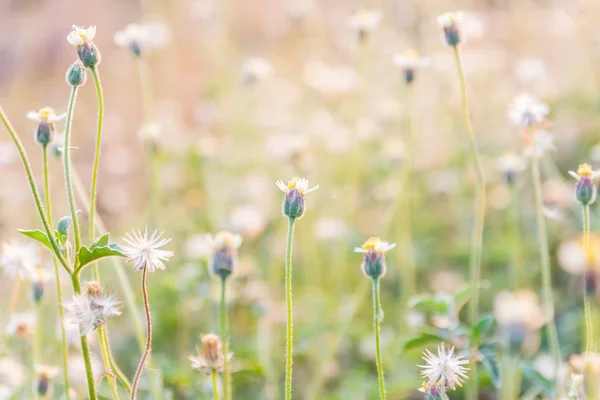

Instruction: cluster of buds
[354,237,396,279]
[64,281,123,335]
[26,108,66,148]
[67,26,101,68]
[437,12,464,47]
[206,231,243,280]
[276,177,319,219]
[188,333,232,374]
[569,163,599,206]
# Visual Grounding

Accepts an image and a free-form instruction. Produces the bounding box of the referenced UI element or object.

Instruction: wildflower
[569,163,599,205]
[206,231,243,280]
[494,290,546,353]
[496,151,527,184]
[508,93,549,127]
[121,228,173,273]
[114,22,171,56]
[523,129,555,158]
[67,25,101,68]
[241,57,273,84]
[393,49,429,85]
[568,373,584,399]
[188,334,232,374]
[5,313,36,337]
[438,12,465,47]
[347,9,382,41]
[276,177,319,219]
[26,107,66,147]
[0,239,39,281]
[64,282,123,336]
[419,343,470,395]
[66,60,87,87]
[354,237,395,279]
[138,121,161,144]
[34,365,59,397]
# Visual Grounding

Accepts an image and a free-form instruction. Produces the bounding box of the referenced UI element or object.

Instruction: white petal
[304,184,319,194]
[353,247,368,253]
[26,111,40,122]
[87,26,97,41]
[275,180,289,193]
[568,171,580,181]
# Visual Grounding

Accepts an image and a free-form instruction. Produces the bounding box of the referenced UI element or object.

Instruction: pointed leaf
[57,216,72,237]
[19,229,54,253]
[77,239,126,270]
[471,313,494,343]
[402,333,445,353]
[480,346,502,389]
[90,233,110,250]
[408,294,450,314]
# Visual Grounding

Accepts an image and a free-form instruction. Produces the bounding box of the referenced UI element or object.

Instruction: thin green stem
[72,274,98,400]
[98,326,120,399]
[530,147,561,394]
[102,325,132,393]
[90,66,104,281]
[211,370,220,400]
[509,183,523,288]
[220,278,232,400]
[131,267,152,400]
[63,86,82,257]
[33,300,42,399]
[582,204,594,356]
[284,217,296,400]
[452,45,486,400]
[42,146,71,395]
[0,108,71,273]
[371,278,387,400]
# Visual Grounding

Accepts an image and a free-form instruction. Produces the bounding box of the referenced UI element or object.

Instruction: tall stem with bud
[220,278,232,400]
[284,216,296,400]
[89,66,104,281]
[372,278,387,400]
[131,267,153,400]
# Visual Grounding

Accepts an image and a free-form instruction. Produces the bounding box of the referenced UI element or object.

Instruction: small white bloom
[354,237,396,254]
[275,177,319,195]
[523,129,555,158]
[347,9,383,32]
[121,228,174,273]
[114,22,170,54]
[241,57,273,83]
[419,343,470,394]
[206,231,243,251]
[64,288,122,336]
[437,12,465,28]
[496,152,528,176]
[393,50,429,70]
[5,313,36,337]
[26,107,66,124]
[0,357,25,390]
[568,163,600,182]
[508,93,549,126]
[0,239,40,281]
[67,25,96,46]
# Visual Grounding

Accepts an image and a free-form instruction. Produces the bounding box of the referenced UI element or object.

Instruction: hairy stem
[220,278,232,400]
[72,275,98,400]
[63,86,82,257]
[285,217,296,400]
[90,66,104,281]
[98,325,120,399]
[103,326,132,393]
[372,278,387,400]
[582,204,594,355]
[211,369,220,400]
[131,267,152,400]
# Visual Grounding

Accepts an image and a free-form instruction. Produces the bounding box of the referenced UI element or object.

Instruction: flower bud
[35,122,53,147]
[438,13,463,47]
[32,281,44,303]
[576,176,597,205]
[66,60,87,87]
[36,373,50,397]
[505,322,527,354]
[283,188,305,219]
[404,69,415,85]
[207,232,242,281]
[202,334,222,364]
[361,249,387,279]
[77,42,101,68]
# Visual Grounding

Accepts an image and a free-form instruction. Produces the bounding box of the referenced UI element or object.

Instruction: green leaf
[57,216,72,244]
[408,294,450,314]
[471,313,494,343]
[522,364,553,395]
[479,346,502,389]
[454,286,471,311]
[19,229,54,253]
[76,234,126,270]
[401,333,445,352]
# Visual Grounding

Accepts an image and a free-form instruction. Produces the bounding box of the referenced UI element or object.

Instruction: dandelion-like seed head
[508,93,549,127]
[121,228,174,273]
[188,333,232,374]
[64,284,123,336]
[419,343,470,395]
[0,239,40,281]
[354,237,395,279]
[276,177,319,219]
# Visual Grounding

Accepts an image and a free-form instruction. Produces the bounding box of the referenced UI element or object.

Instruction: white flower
[121,228,173,273]
[347,10,383,32]
[5,313,36,337]
[275,177,319,195]
[508,93,549,126]
[26,107,66,124]
[206,231,243,251]
[524,129,555,158]
[496,152,528,175]
[354,237,396,254]
[568,163,600,182]
[393,50,430,70]
[241,57,273,83]
[493,289,546,331]
[0,239,40,281]
[0,357,25,390]
[419,343,470,394]
[437,12,465,28]
[67,25,96,46]
[114,22,170,54]
[64,288,122,336]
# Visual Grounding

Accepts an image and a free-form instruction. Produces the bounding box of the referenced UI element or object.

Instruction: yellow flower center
[404,49,420,61]
[78,31,89,42]
[38,107,55,122]
[287,177,299,190]
[362,237,382,250]
[578,163,593,177]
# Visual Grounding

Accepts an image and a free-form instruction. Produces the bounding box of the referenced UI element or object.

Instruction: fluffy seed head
[121,228,174,273]
[419,343,470,394]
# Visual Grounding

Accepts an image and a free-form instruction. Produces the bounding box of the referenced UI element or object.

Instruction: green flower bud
[576,176,596,205]
[208,232,243,281]
[354,237,396,280]
[32,281,44,303]
[283,188,305,219]
[66,60,87,86]
[35,122,53,147]
[77,42,101,68]
[438,12,463,47]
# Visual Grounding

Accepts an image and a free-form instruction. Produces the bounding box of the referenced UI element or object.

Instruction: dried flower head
[419,343,470,395]
[508,93,549,127]
[276,177,319,219]
[0,239,40,281]
[188,334,232,374]
[393,49,429,85]
[121,228,174,273]
[67,25,101,68]
[114,22,170,55]
[437,12,465,47]
[5,313,36,337]
[354,237,396,279]
[569,163,600,205]
[64,283,123,336]
[347,9,382,40]
[206,231,243,280]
